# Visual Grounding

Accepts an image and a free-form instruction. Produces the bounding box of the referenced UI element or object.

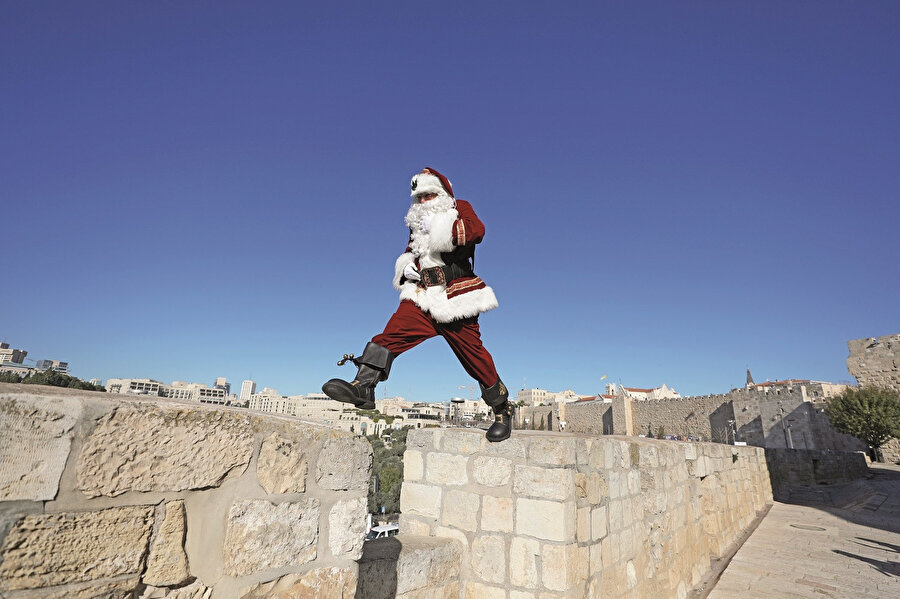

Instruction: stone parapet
[0,383,372,599]
[764,448,869,500]
[400,428,772,599]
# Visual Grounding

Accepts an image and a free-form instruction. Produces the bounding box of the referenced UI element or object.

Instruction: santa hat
[410,167,454,198]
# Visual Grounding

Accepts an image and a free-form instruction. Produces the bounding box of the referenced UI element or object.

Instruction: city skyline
[3,2,898,403]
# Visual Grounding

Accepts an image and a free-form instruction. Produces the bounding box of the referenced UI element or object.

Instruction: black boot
[322,342,394,410]
[481,380,513,442]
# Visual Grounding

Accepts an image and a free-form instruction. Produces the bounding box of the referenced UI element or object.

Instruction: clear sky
[3,1,898,402]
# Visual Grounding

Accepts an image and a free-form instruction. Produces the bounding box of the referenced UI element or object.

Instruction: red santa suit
[371,170,500,388]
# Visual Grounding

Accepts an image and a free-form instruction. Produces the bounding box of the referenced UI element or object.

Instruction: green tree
[21,370,104,391]
[0,372,23,383]
[826,386,900,461]
[368,426,411,514]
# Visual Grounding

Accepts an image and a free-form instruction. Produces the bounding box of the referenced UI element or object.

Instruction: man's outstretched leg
[441,317,513,442]
[322,342,394,410]
[323,301,436,410]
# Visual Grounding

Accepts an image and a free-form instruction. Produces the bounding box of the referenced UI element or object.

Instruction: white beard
[405,192,456,258]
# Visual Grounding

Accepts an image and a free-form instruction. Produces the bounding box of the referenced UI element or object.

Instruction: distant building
[105,377,227,404]
[605,382,681,400]
[0,342,27,365]
[450,398,492,420]
[240,380,257,402]
[36,360,69,374]
[213,377,231,396]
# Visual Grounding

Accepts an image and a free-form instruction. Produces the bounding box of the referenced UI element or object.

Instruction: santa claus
[323,167,513,442]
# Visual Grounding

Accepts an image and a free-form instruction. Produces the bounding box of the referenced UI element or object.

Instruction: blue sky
[2,1,898,401]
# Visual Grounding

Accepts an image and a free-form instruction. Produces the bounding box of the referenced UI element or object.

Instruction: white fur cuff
[393,252,416,290]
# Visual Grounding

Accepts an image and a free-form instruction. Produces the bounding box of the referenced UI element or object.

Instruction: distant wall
[0,384,372,599]
[399,428,772,599]
[847,334,900,391]
[765,448,868,500]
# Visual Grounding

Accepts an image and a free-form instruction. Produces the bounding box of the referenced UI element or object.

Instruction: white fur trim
[425,210,456,253]
[393,252,416,290]
[398,282,499,323]
[410,172,444,197]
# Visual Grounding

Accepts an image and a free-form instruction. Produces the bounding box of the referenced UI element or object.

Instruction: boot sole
[322,380,375,410]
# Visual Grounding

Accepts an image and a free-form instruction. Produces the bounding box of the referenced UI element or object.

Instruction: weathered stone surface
[223,498,319,577]
[240,566,358,598]
[139,580,212,599]
[472,456,511,487]
[527,437,576,467]
[509,536,540,588]
[316,434,373,491]
[0,505,153,591]
[6,576,141,599]
[329,496,368,559]
[0,394,81,501]
[77,405,253,497]
[516,498,575,542]
[404,449,424,481]
[143,500,189,586]
[442,489,480,531]
[257,432,308,494]
[513,465,574,500]
[426,452,469,485]
[401,482,442,519]
[440,430,484,455]
[480,495,513,533]
[470,535,506,584]
[464,582,506,599]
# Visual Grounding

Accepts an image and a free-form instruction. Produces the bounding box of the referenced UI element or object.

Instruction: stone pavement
[708,463,900,598]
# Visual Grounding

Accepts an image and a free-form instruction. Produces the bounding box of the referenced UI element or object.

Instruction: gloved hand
[403,262,421,281]
[418,214,432,233]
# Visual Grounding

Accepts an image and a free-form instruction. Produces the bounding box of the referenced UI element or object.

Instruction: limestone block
[514,465,574,500]
[0,394,81,501]
[143,500,189,587]
[464,582,506,599]
[139,580,212,599]
[639,444,659,467]
[435,526,470,551]
[316,434,373,491]
[591,505,608,540]
[401,514,432,536]
[482,436,527,459]
[406,428,437,449]
[426,452,469,485]
[510,591,537,599]
[472,456,512,486]
[394,536,463,595]
[516,498,575,542]
[223,498,319,577]
[401,482,442,519]
[0,505,153,591]
[330,496,368,559]
[528,437,576,467]
[481,495,513,533]
[471,534,506,584]
[577,506,591,543]
[542,544,588,592]
[440,429,484,454]
[405,449,424,481]
[7,576,141,599]
[509,536,540,588]
[442,489,480,531]
[77,405,253,497]
[240,566,358,598]
[397,582,460,599]
[257,432,308,494]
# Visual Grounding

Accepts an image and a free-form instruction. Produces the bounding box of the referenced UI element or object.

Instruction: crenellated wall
[399,428,772,599]
[0,384,372,599]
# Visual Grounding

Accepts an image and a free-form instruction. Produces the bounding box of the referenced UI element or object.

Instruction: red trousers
[372,300,500,388]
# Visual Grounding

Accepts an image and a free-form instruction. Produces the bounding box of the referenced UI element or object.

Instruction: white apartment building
[36,359,69,374]
[239,380,257,402]
[605,383,682,400]
[106,378,227,404]
[450,398,492,420]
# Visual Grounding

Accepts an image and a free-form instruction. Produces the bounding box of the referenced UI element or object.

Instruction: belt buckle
[421,267,446,288]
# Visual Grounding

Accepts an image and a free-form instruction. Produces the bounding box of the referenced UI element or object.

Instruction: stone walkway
[708,463,900,598]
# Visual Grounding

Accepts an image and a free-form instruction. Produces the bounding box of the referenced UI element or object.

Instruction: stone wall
[764,448,869,500]
[846,334,900,391]
[399,428,772,599]
[565,387,866,453]
[0,384,372,599]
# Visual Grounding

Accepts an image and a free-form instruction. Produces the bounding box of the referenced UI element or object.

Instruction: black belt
[418,264,472,288]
